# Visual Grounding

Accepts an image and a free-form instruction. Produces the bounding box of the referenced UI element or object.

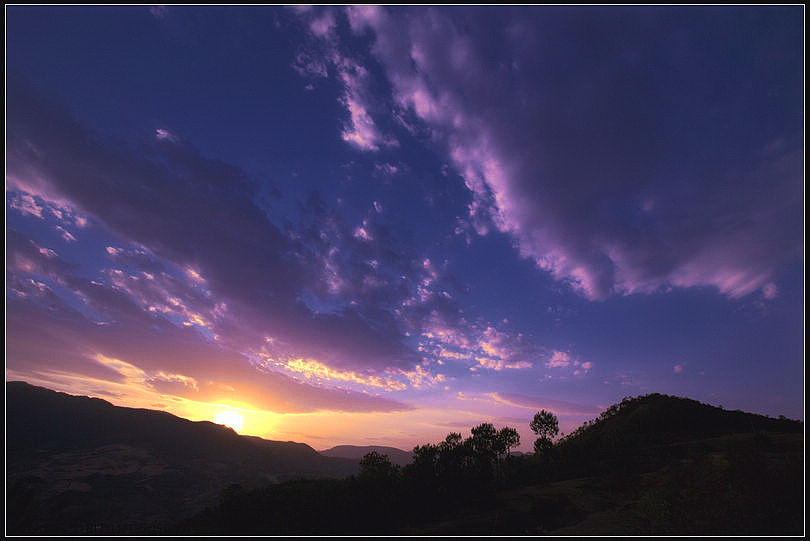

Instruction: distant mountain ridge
[6,381,359,533]
[320,445,413,467]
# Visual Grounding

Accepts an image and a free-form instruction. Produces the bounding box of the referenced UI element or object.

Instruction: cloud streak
[345,6,804,300]
[5,76,427,414]
[6,76,421,373]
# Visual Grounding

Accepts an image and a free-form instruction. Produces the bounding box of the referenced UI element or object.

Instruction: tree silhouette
[465,423,523,482]
[359,451,399,482]
[470,423,498,456]
[410,443,440,482]
[530,410,559,454]
[436,432,470,480]
[469,423,499,477]
[495,427,520,482]
[497,427,520,458]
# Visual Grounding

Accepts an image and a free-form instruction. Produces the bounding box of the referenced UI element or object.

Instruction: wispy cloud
[546,350,571,368]
[346,7,803,301]
[294,7,398,152]
[273,357,408,392]
[418,314,540,372]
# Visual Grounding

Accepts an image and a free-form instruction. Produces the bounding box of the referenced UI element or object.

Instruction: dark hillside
[6,384,802,535]
[552,393,802,478]
[6,381,358,534]
[6,381,345,472]
[564,393,801,442]
[178,393,803,536]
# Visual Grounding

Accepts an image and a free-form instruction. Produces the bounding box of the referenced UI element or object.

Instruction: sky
[5,6,804,453]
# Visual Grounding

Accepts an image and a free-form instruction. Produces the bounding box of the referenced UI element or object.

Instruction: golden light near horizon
[215,409,244,432]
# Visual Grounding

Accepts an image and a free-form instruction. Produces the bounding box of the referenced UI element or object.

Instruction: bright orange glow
[215,409,244,432]
[6,366,541,453]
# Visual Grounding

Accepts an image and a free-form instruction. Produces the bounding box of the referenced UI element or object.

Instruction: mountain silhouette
[178,393,804,536]
[6,381,358,534]
[320,445,412,467]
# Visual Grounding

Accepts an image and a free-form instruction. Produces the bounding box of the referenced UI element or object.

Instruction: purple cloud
[345,6,803,300]
[6,246,411,414]
[294,6,398,152]
[6,76,424,374]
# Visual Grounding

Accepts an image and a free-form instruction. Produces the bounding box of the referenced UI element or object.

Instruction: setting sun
[215,410,244,432]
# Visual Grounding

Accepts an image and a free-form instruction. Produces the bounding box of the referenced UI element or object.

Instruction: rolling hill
[6,381,358,534]
[319,445,413,467]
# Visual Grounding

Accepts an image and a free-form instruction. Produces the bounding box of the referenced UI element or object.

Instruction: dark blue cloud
[347,6,803,300]
[6,75,432,373]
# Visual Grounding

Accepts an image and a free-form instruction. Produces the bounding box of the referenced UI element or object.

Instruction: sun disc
[215,410,244,432]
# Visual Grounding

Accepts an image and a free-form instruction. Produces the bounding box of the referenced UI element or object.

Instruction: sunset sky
[6,6,804,452]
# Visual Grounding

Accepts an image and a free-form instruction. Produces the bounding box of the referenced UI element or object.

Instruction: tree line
[178,410,561,534]
[358,409,559,485]
[177,395,803,534]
